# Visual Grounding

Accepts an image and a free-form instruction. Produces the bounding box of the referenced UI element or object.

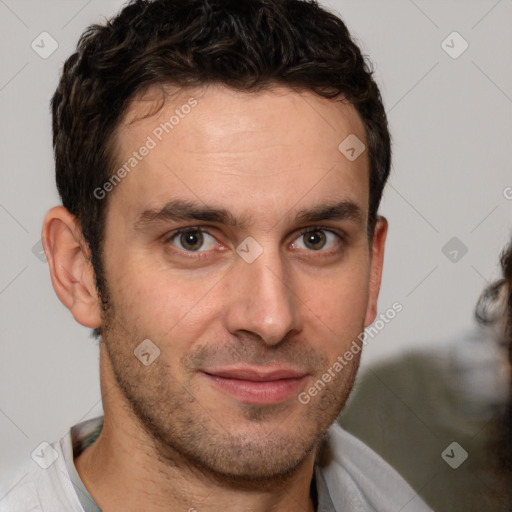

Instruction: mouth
[200,366,308,405]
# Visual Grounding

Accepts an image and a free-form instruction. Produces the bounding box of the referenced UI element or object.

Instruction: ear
[364,216,388,327]
[42,206,102,329]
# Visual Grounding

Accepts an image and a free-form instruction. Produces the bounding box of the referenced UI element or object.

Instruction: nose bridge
[227,241,301,344]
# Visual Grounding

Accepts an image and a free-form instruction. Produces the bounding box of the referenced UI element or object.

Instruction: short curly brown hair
[51,0,391,305]
[475,240,512,477]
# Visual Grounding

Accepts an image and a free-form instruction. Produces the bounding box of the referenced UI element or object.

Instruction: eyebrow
[134,198,363,231]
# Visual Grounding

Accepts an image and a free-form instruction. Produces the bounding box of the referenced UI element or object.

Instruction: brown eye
[170,229,217,252]
[303,230,326,250]
[180,231,203,251]
[291,229,341,252]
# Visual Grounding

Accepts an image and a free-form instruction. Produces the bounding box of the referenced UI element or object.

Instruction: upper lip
[203,367,307,381]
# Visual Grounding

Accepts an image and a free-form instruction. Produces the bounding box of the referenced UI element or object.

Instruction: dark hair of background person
[475,239,512,478]
[50,0,391,337]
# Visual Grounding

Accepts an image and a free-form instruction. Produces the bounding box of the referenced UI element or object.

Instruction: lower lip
[202,373,307,405]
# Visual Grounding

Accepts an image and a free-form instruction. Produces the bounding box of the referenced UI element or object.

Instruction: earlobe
[42,206,102,329]
[364,216,388,327]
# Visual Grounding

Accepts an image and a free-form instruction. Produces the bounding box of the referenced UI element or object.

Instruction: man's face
[98,84,385,481]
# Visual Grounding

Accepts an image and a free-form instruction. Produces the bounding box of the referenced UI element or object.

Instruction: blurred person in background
[340,238,512,511]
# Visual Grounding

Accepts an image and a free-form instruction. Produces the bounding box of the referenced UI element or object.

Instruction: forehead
[118,83,366,153]
[108,83,369,227]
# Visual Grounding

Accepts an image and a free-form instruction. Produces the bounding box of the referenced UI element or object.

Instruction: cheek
[106,254,222,343]
[298,260,370,332]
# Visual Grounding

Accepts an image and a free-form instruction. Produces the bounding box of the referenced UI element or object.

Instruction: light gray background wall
[1,0,511,493]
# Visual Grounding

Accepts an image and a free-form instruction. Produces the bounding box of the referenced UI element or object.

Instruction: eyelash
[164,227,217,259]
[164,226,345,259]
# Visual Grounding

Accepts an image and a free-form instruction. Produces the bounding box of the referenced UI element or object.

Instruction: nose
[224,244,303,346]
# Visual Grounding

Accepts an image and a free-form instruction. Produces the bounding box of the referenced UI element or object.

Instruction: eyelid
[164,227,221,257]
[296,225,345,239]
[164,226,218,242]
[292,226,345,251]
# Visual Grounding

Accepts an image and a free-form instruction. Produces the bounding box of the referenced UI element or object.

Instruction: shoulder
[0,475,41,512]
[0,437,84,512]
[317,422,433,512]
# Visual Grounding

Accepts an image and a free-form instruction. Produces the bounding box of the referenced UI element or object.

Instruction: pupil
[181,231,203,251]
[305,231,325,250]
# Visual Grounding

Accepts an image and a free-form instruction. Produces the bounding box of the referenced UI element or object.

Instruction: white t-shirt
[0,416,431,512]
